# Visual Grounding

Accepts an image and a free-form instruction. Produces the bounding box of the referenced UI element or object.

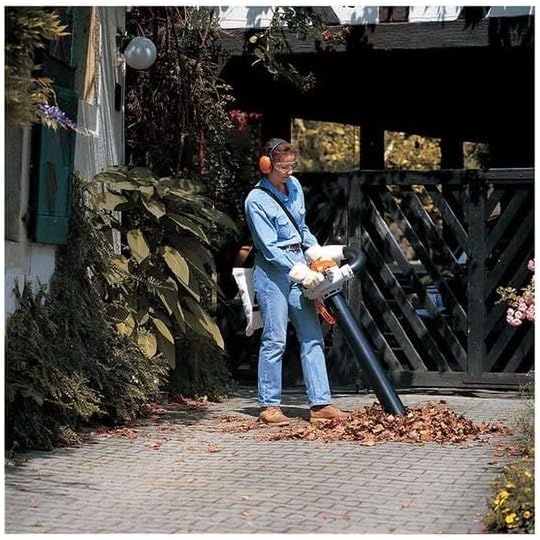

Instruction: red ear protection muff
[259,155,273,175]
[259,138,287,174]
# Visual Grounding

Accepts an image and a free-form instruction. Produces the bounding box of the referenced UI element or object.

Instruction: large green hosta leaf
[128,167,157,184]
[136,331,158,358]
[139,258,197,318]
[96,190,128,211]
[93,166,128,183]
[187,258,216,292]
[168,238,216,296]
[161,246,189,286]
[183,296,224,350]
[164,189,205,209]
[199,205,239,234]
[138,185,155,199]
[166,213,209,244]
[155,176,201,190]
[178,210,213,230]
[116,312,136,337]
[178,280,201,303]
[107,180,143,191]
[97,167,156,207]
[136,306,150,326]
[127,229,150,264]
[141,195,166,220]
[172,236,216,272]
[183,307,212,341]
[156,277,186,332]
[151,312,176,367]
[179,239,230,299]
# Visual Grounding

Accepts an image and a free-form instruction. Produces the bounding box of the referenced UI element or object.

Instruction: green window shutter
[30,86,78,245]
[29,8,78,245]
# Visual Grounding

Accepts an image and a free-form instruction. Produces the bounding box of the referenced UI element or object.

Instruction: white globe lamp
[123,36,157,70]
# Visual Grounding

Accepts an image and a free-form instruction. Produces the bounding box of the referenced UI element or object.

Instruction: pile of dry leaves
[221,401,512,446]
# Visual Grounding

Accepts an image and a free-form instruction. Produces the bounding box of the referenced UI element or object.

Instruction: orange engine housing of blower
[309,259,338,324]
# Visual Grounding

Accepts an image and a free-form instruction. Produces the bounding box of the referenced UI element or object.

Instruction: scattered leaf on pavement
[207,443,221,453]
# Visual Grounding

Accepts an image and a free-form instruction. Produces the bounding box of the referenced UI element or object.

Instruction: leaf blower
[303,246,406,416]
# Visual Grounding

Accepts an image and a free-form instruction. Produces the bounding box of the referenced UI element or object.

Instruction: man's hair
[263,139,297,162]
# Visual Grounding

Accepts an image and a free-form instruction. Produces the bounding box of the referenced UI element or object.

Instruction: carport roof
[215,5,534,30]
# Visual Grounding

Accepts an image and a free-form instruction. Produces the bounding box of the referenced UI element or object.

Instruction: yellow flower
[494,490,509,505]
[523,511,532,519]
[505,513,517,524]
[523,470,532,478]
[505,482,516,489]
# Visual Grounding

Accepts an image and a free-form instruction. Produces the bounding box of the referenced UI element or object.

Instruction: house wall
[5,6,125,317]
[74,7,125,181]
[5,121,56,314]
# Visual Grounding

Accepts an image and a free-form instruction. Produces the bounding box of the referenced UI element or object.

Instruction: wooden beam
[386,370,530,389]
[219,16,534,56]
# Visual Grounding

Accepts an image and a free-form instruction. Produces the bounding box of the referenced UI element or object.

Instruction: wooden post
[440,136,463,169]
[350,125,383,388]
[467,173,487,376]
[360,124,384,170]
[339,172,365,388]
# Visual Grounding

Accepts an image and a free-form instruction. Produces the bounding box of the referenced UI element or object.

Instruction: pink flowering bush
[229,109,261,132]
[497,259,535,326]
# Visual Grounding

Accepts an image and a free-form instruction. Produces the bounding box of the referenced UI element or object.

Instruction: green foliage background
[124,7,245,395]
[90,166,237,371]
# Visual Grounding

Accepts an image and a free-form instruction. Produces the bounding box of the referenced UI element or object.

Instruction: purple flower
[37,103,76,130]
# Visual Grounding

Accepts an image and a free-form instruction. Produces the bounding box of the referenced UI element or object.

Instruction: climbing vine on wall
[5,8,71,129]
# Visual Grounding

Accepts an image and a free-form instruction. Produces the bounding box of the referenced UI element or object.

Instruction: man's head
[259,138,298,175]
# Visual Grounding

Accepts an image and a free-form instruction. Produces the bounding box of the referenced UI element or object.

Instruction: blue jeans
[253,251,332,407]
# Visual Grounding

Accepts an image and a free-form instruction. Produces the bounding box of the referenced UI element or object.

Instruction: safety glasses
[274,161,298,172]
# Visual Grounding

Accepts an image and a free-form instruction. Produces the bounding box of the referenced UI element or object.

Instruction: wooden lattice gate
[302,168,534,390]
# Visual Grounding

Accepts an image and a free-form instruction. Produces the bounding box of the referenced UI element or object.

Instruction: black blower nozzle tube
[326,245,406,416]
[343,245,366,274]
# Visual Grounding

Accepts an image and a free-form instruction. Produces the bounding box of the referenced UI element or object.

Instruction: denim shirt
[245,175,319,273]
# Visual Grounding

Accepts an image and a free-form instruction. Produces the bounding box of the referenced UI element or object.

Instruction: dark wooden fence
[302,168,534,389]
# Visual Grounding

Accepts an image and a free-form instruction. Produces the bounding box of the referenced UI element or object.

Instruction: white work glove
[288,262,325,289]
[304,244,325,262]
[305,244,345,263]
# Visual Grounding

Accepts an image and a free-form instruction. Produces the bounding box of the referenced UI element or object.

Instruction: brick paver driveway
[5,387,520,534]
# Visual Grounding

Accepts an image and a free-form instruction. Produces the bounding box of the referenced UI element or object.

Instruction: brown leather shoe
[259,406,290,426]
[310,404,348,424]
